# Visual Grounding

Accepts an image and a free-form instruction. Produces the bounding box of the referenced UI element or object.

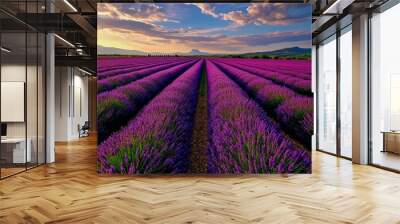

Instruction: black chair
[78,121,90,138]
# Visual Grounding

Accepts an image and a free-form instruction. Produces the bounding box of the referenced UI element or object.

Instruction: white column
[46,34,55,163]
[352,14,369,164]
[46,32,55,163]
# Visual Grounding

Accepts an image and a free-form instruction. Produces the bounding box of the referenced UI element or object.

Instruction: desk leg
[382,133,386,153]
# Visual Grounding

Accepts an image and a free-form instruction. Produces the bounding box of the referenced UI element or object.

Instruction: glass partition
[27,30,39,169]
[0,1,46,179]
[317,35,337,154]
[339,26,352,158]
[1,31,28,177]
[370,3,400,171]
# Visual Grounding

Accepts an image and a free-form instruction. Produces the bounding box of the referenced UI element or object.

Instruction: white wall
[1,63,46,164]
[55,66,70,141]
[1,65,26,139]
[55,67,89,141]
[1,64,26,81]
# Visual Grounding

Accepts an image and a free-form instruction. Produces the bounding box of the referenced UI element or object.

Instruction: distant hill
[184,49,209,56]
[238,47,311,59]
[98,46,211,56]
[98,46,146,56]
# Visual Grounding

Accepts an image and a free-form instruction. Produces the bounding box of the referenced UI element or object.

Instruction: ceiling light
[54,34,75,48]
[1,47,11,53]
[78,67,92,76]
[323,0,341,14]
[323,0,355,15]
[63,0,78,12]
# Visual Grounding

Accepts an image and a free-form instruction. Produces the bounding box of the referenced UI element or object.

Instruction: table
[1,138,31,163]
[381,131,400,154]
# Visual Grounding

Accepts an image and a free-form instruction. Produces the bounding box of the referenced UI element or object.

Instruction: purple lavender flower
[276,96,313,145]
[211,58,311,95]
[206,60,311,174]
[97,60,198,143]
[98,60,193,93]
[98,60,203,174]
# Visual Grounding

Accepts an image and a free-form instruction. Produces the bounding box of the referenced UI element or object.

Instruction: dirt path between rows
[189,66,208,173]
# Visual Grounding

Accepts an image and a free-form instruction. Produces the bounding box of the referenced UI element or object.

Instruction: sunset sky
[97,3,311,55]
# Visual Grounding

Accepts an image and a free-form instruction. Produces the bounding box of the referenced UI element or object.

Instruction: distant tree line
[221,54,311,60]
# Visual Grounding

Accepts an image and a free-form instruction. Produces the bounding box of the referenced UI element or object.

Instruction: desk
[1,138,31,163]
[382,131,400,154]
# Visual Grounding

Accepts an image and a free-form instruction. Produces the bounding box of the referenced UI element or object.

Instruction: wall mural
[97,3,313,174]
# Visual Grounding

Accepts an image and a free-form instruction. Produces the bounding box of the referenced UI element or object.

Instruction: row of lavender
[97,58,199,142]
[98,59,195,93]
[214,58,312,95]
[222,58,311,80]
[211,60,313,147]
[97,56,184,73]
[98,57,194,80]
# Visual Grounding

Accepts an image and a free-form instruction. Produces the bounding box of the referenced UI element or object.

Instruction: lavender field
[97,57,312,174]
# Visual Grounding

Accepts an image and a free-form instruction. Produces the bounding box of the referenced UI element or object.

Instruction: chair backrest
[82,121,90,129]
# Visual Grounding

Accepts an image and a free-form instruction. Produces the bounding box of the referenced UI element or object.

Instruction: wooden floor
[0,135,400,224]
[0,167,26,178]
[372,150,400,171]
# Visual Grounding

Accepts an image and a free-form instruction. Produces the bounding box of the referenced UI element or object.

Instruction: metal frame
[336,26,341,157]
[44,0,47,165]
[25,1,28,172]
[36,1,39,167]
[367,10,373,166]
[316,45,320,151]
[0,20,2,179]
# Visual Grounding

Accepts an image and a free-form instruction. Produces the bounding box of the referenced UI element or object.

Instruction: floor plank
[0,135,399,224]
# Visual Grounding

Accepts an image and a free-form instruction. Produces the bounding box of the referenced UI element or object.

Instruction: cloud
[222,10,249,26]
[97,3,177,24]
[99,17,222,45]
[184,3,310,26]
[99,18,164,37]
[99,16,310,53]
[234,30,310,46]
[222,3,310,26]
[186,3,219,18]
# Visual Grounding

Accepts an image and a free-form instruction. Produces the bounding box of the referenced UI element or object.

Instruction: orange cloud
[98,3,177,24]
[186,3,219,18]
[222,3,310,26]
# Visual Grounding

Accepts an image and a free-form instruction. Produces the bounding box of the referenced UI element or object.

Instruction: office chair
[78,121,90,138]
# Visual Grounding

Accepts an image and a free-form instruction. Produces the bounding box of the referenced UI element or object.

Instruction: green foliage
[107,136,164,173]
[97,98,124,117]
